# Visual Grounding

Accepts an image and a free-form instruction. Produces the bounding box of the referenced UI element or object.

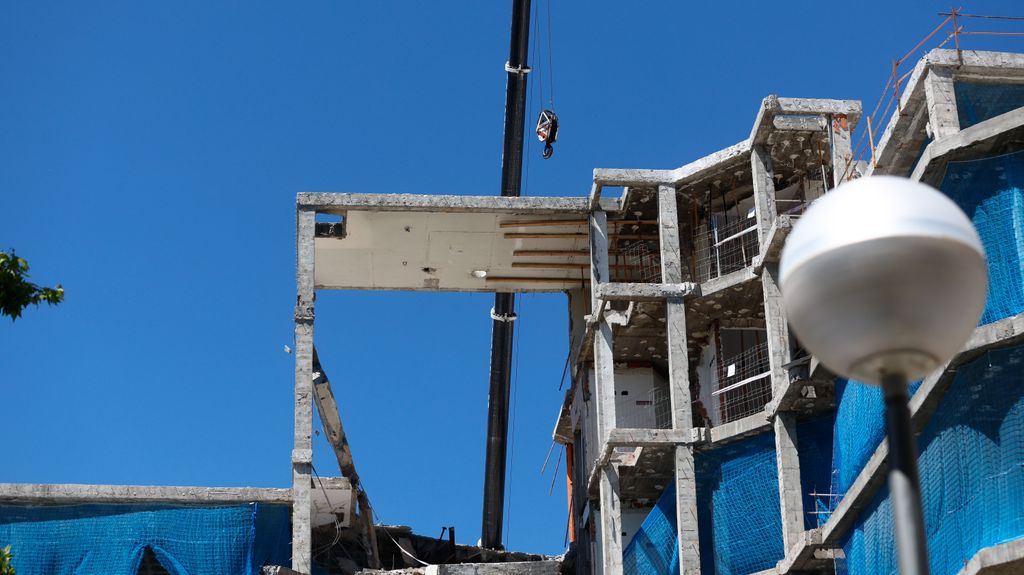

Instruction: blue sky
[2,0,1021,557]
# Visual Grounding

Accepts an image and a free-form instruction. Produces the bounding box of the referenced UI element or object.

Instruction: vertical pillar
[774,412,805,555]
[763,261,806,556]
[924,67,959,140]
[659,185,701,575]
[590,210,622,575]
[293,206,316,573]
[829,114,853,188]
[750,145,777,247]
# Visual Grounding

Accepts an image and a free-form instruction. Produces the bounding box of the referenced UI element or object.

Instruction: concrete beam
[755,215,792,268]
[911,106,1024,185]
[699,266,759,297]
[953,538,1024,575]
[426,561,562,575]
[596,282,699,302]
[773,115,827,132]
[297,193,620,215]
[0,483,293,505]
[924,67,959,140]
[670,140,752,187]
[607,428,692,448]
[293,206,316,574]
[311,347,381,568]
[593,168,676,188]
[707,411,771,445]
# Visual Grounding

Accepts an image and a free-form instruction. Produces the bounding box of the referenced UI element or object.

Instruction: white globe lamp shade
[779,176,987,385]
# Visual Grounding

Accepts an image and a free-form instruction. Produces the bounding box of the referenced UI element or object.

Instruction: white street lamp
[780,176,988,575]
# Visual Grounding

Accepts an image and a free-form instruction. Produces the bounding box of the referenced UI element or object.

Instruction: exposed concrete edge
[755,215,793,268]
[954,537,1024,575]
[707,411,771,445]
[297,193,621,215]
[911,106,1024,182]
[0,483,294,505]
[596,282,699,302]
[812,313,1024,549]
[700,266,760,297]
[870,49,1024,178]
[426,561,562,575]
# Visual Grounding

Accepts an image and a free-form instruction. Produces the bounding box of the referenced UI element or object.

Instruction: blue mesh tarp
[954,82,1024,128]
[622,433,784,575]
[622,483,679,575]
[796,414,835,529]
[831,379,923,501]
[940,149,1024,325]
[0,502,291,575]
[837,344,1024,575]
[696,433,784,575]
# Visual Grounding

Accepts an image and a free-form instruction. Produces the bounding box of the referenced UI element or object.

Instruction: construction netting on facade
[954,82,1024,129]
[795,414,835,529]
[940,149,1024,326]
[622,433,785,575]
[695,433,784,575]
[0,502,291,575]
[830,379,923,506]
[837,343,1024,575]
[622,483,679,575]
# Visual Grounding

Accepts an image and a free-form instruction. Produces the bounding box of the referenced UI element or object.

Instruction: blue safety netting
[622,433,785,575]
[836,344,1024,575]
[954,82,1024,128]
[0,502,291,575]
[696,433,784,575]
[622,482,679,575]
[831,379,923,503]
[940,149,1024,326]
[796,414,836,529]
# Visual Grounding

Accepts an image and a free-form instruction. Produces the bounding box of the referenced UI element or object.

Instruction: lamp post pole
[882,373,931,575]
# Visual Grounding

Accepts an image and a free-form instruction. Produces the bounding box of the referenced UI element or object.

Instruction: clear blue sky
[2,0,1021,556]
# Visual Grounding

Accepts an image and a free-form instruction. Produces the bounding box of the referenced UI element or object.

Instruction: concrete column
[750,146,777,246]
[774,412,805,554]
[590,210,622,575]
[658,185,701,575]
[761,263,791,400]
[829,114,853,188]
[924,67,960,140]
[293,206,316,573]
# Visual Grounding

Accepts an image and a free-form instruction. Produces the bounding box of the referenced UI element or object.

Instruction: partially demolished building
[2,47,1024,575]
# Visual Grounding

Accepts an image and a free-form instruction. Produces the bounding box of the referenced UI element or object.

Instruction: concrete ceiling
[315,210,593,292]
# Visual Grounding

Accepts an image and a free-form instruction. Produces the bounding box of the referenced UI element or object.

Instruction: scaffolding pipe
[482,0,532,551]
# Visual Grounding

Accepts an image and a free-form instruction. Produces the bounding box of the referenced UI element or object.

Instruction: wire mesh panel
[715,341,771,424]
[617,240,662,283]
[693,216,759,283]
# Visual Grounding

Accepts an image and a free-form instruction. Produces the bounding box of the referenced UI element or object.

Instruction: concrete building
[3,47,1024,575]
